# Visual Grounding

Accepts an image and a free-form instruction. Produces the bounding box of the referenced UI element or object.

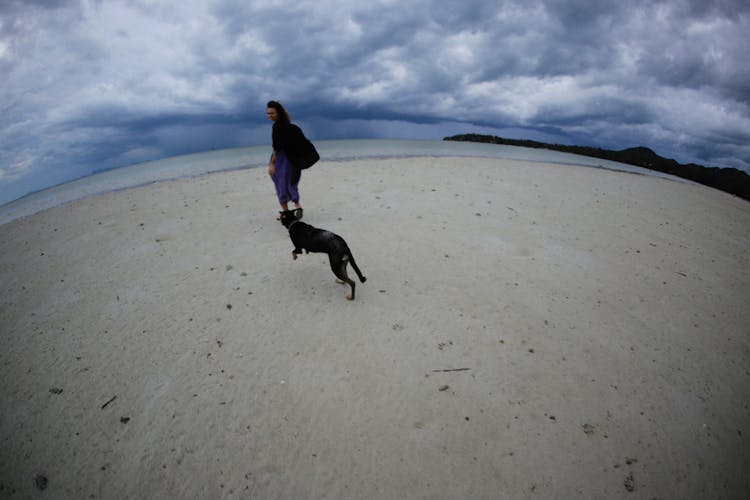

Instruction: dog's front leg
[292,247,302,260]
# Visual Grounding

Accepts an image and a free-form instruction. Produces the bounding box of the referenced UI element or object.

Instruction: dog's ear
[279,210,294,226]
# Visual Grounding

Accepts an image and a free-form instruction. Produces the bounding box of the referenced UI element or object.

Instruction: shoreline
[446,134,750,201]
[1,142,696,226]
[1,157,748,498]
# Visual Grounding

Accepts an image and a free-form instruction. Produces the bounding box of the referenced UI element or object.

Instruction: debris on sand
[34,474,48,490]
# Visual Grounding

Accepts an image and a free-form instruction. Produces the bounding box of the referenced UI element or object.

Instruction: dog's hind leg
[331,255,356,300]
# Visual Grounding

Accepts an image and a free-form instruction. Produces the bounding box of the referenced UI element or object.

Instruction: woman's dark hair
[267,100,291,124]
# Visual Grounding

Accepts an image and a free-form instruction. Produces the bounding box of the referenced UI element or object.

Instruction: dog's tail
[345,253,367,283]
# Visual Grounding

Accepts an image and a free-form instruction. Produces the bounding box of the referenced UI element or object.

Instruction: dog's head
[279,209,302,228]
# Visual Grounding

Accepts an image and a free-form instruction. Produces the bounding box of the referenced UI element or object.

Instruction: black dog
[279,210,366,300]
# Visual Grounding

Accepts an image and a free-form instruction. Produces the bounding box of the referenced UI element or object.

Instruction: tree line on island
[444,134,750,201]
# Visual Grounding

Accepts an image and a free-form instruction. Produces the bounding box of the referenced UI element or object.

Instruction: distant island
[444,134,750,201]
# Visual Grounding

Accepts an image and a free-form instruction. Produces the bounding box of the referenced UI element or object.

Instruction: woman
[266,100,302,217]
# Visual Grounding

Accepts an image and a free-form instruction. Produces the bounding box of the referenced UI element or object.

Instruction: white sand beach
[1,157,749,499]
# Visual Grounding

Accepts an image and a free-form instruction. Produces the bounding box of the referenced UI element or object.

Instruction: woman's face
[266,107,279,122]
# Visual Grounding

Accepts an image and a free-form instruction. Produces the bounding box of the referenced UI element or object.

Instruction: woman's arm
[268,151,276,176]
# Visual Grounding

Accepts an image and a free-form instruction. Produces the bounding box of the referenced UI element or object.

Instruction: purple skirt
[270,151,300,205]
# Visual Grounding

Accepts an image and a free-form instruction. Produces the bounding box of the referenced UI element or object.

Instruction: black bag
[286,124,319,170]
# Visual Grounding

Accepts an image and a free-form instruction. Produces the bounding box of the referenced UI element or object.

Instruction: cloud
[1,0,749,205]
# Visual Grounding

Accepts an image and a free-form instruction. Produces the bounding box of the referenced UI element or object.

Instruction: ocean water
[0,139,687,225]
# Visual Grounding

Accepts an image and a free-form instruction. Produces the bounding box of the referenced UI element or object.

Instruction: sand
[1,157,749,499]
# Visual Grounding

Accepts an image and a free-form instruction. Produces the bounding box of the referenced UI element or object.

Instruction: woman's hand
[269,152,277,176]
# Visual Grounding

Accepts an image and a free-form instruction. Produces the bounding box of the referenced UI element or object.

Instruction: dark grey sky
[2,0,749,204]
